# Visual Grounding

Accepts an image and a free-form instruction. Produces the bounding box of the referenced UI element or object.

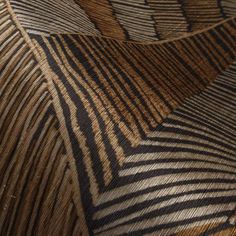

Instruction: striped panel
[31,17,236,206]
[109,0,158,40]
[175,222,236,236]
[75,0,127,40]
[2,0,236,234]
[146,0,190,38]
[0,2,83,235]
[8,0,233,41]
[221,0,236,17]
[9,0,100,36]
[92,61,236,236]
[181,0,225,31]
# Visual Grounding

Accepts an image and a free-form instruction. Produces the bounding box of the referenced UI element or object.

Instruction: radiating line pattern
[1,0,236,235]
[0,1,83,234]
[92,61,236,236]
[31,17,236,201]
[28,17,236,235]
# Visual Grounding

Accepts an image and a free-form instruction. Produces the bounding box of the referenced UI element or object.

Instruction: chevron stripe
[1,0,236,235]
[0,2,85,234]
[92,61,236,236]
[29,17,236,233]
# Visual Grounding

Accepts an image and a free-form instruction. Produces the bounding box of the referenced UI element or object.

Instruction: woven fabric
[0,0,236,235]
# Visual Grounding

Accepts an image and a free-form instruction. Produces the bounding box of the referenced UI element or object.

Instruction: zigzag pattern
[1,0,236,235]
[31,17,236,197]
[93,62,236,235]
[29,16,236,235]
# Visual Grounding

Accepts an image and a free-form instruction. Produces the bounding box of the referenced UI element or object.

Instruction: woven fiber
[0,0,236,235]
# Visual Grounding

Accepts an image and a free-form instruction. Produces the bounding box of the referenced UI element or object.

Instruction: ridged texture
[8,0,234,41]
[146,0,190,38]
[181,0,224,31]
[1,0,236,235]
[0,1,84,235]
[9,0,100,36]
[74,0,127,40]
[31,17,236,199]
[93,62,236,235]
[221,0,236,17]
[108,0,158,40]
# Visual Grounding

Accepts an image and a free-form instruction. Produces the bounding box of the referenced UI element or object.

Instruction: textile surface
[0,0,236,235]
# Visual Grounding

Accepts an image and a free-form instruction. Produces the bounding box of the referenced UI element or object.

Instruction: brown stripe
[76,0,127,40]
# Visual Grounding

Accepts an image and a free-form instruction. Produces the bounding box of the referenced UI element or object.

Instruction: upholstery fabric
[0,0,236,235]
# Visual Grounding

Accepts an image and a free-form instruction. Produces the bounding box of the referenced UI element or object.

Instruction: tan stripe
[87,37,157,130]
[57,37,127,165]
[181,0,224,31]
[78,0,126,40]
[97,171,236,204]
[147,0,189,38]
[4,1,88,234]
[51,36,115,185]
[95,203,233,235]
[94,183,236,220]
[70,35,139,139]
[105,40,165,123]
[37,36,101,196]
